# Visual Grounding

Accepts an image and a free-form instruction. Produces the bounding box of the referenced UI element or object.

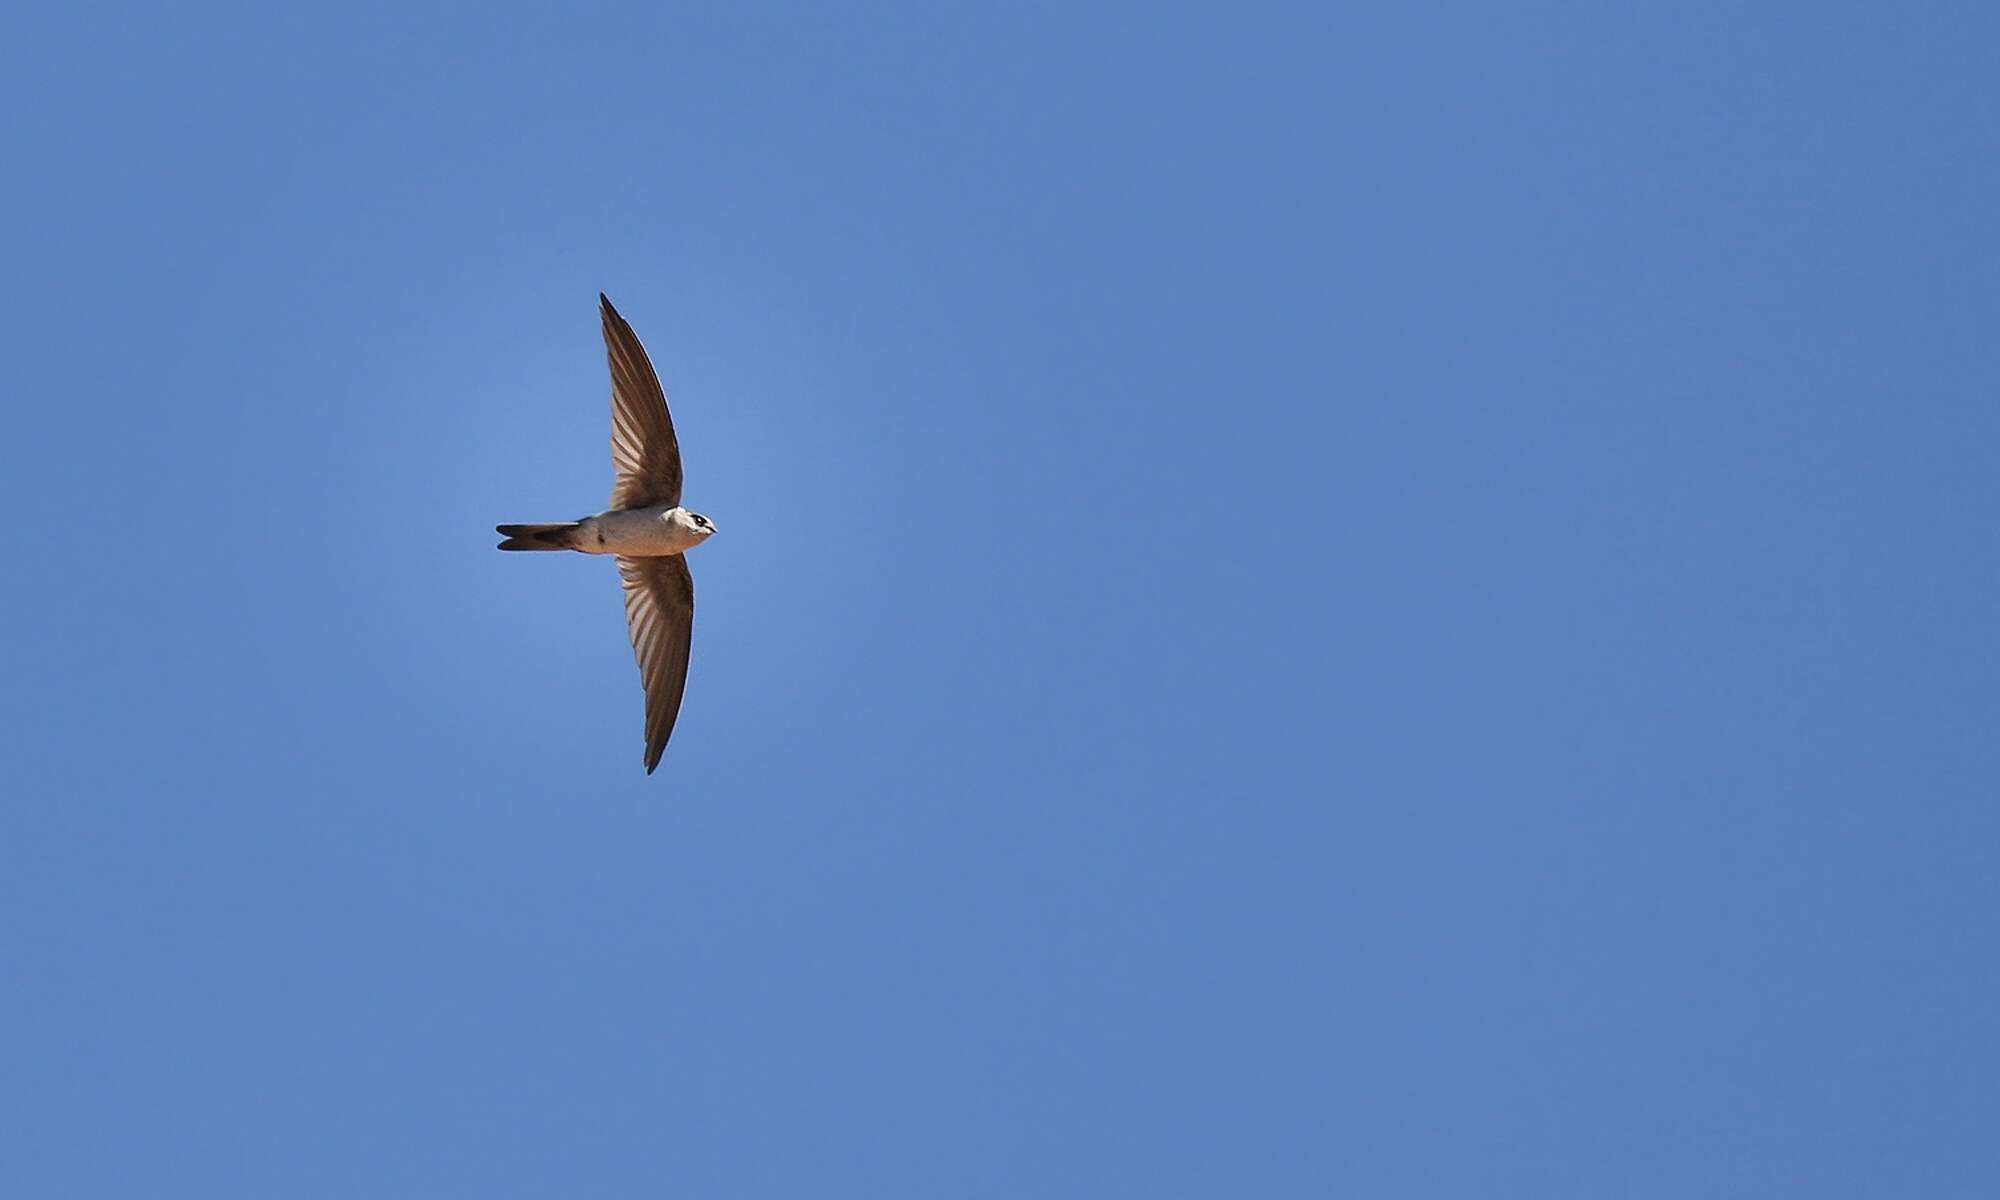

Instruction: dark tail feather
[496,522,580,551]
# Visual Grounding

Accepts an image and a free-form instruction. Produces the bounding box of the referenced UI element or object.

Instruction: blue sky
[3,3,1995,1195]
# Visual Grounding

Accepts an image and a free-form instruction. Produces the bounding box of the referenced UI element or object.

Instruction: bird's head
[667,507,717,545]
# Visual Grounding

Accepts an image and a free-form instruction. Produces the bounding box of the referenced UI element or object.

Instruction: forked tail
[496,522,580,551]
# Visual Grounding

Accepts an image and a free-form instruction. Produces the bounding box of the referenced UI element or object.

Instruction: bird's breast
[578,508,692,556]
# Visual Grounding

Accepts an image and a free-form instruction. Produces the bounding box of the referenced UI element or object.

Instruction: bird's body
[496,295,715,775]
[499,506,712,556]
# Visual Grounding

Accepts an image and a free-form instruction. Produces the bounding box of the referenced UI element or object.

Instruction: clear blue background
[4,3,1994,1195]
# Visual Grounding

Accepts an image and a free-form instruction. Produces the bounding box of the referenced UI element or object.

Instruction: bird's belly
[579,508,690,556]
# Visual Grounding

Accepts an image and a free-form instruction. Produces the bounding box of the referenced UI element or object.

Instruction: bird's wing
[601,293,683,510]
[617,554,695,775]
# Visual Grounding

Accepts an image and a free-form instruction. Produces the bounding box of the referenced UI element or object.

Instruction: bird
[496,294,717,774]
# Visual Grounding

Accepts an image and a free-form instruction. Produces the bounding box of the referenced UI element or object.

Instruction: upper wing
[601,293,683,510]
[617,554,695,775]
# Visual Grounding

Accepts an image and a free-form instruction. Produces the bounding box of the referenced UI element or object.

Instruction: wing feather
[617,554,694,774]
[601,294,683,510]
